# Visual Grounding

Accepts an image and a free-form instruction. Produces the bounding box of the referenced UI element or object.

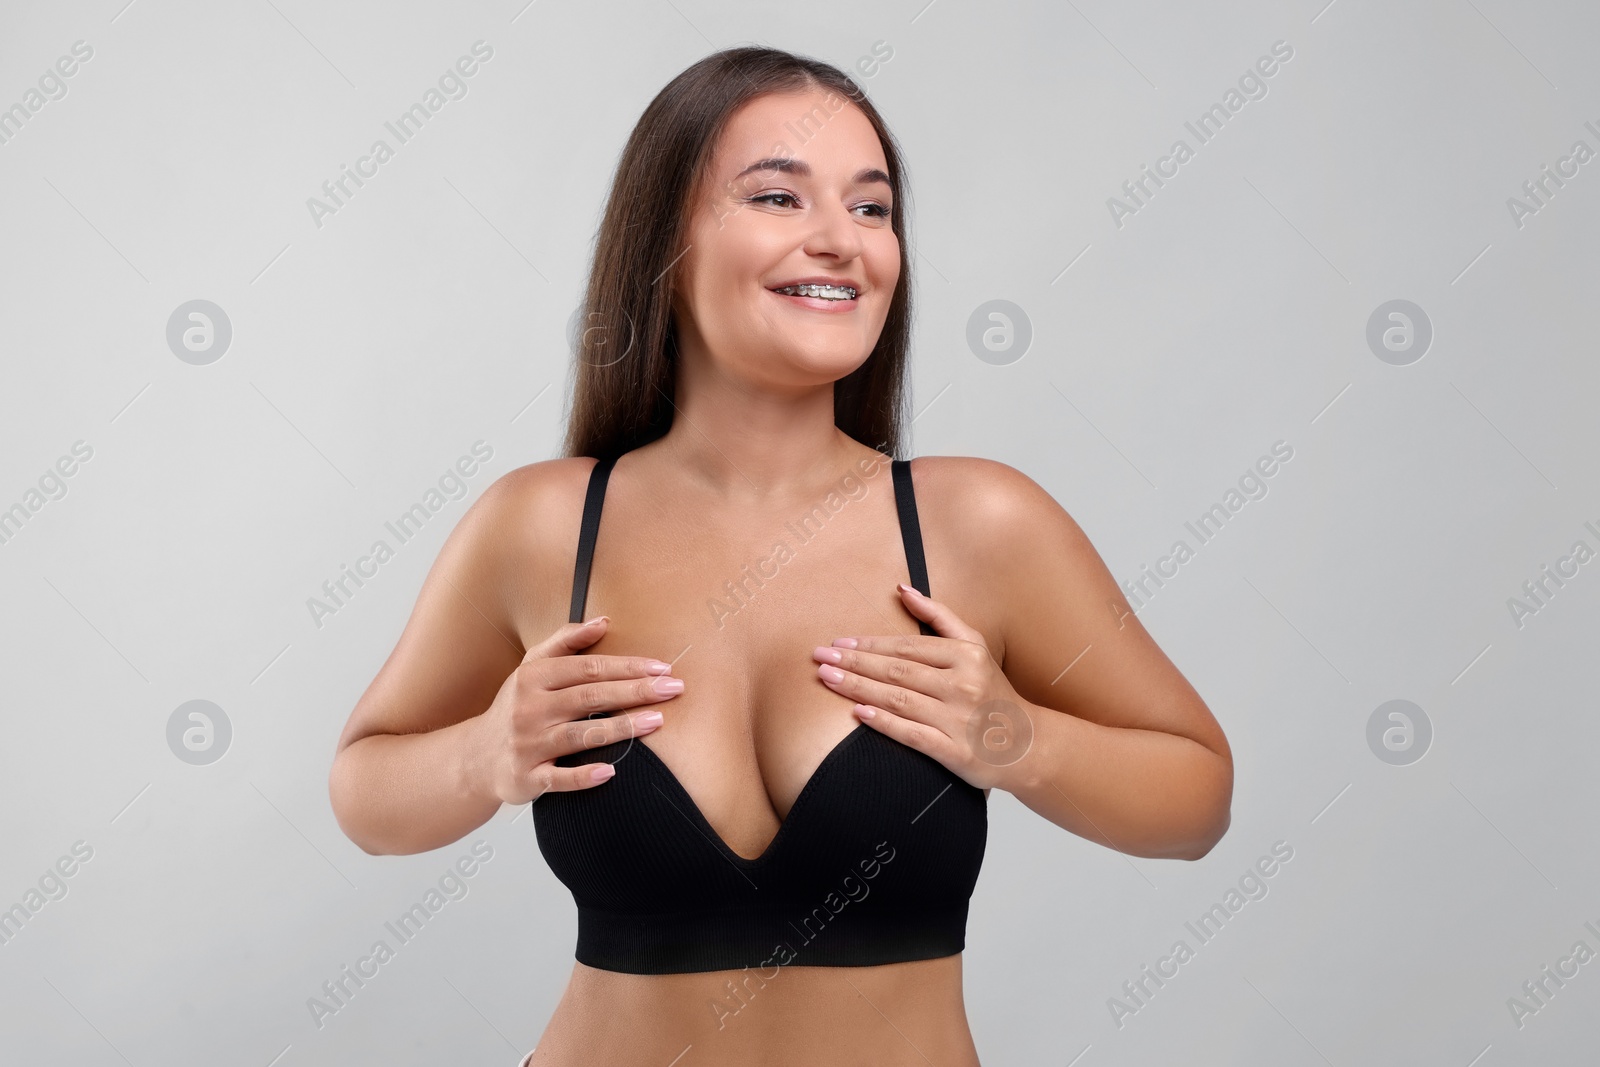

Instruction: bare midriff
[527,953,980,1066]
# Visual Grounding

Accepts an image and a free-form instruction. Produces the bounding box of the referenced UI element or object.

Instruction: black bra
[532,452,987,975]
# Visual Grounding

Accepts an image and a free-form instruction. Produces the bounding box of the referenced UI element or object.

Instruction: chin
[784,344,873,380]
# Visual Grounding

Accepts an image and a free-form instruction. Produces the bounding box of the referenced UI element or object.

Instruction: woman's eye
[856,203,891,218]
[751,192,798,208]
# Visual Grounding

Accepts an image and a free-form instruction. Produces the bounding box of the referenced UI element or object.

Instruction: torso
[508,440,1002,1066]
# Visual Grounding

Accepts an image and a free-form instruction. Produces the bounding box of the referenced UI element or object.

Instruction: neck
[646,363,881,502]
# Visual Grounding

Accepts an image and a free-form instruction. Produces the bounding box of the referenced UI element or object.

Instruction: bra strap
[569,455,619,624]
[890,458,937,637]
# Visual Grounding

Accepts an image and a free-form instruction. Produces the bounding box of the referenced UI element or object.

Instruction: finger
[531,651,675,691]
[547,706,665,759]
[813,644,943,699]
[546,671,685,721]
[895,583,987,645]
[522,615,614,663]
[828,630,957,667]
[816,661,937,726]
[850,701,956,764]
[527,759,620,802]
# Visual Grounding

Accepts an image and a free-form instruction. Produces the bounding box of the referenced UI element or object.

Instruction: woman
[329,46,1232,1066]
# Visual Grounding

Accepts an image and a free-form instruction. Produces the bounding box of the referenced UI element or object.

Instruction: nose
[802,199,865,261]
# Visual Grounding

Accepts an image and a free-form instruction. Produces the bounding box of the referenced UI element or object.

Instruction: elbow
[1177,806,1231,860]
[328,750,387,857]
[1172,749,1233,860]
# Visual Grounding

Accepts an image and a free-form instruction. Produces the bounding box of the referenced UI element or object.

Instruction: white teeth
[773,283,857,300]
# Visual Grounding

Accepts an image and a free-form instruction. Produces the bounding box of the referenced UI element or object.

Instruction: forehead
[710,89,888,176]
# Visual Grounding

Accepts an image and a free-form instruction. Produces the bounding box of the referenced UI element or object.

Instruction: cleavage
[619,640,864,862]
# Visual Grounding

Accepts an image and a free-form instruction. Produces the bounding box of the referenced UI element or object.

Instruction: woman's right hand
[470,616,682,806]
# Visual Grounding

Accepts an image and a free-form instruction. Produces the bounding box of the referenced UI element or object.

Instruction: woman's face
[672,88,900,391]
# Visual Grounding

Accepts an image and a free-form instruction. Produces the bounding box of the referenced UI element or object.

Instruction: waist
[530,953,979,1067]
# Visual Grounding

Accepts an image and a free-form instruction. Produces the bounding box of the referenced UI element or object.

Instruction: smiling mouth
[770,283,858,301]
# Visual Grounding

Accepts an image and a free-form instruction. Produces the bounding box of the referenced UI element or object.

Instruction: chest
[580,499,926,857]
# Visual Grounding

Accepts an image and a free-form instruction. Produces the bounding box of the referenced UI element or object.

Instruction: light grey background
[2,0,1597,1063]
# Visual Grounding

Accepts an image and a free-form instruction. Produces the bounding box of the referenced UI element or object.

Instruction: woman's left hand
[812,582,1037,791]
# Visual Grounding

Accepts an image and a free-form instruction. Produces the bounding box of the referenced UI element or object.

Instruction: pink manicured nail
[652,676,684,694]
[814,646,843,664]
[854,704,876,720]
[832,637,859,649]
[818,665,844,683]
[590,764,615,783]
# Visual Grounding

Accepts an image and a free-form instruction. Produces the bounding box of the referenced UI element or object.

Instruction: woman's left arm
[817,457,1232,861]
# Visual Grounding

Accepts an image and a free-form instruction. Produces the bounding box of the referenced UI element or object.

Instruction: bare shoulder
[907,454,1088,557]
[472,456,602,642]
[332,455,602,755]
[903,455,1100,664]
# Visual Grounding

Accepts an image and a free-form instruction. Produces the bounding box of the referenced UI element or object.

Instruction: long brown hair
[561,46,916,463]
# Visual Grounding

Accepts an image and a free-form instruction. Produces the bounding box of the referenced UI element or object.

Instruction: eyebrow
[732,157,892,189]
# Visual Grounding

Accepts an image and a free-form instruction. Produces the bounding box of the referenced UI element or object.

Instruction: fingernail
[652,676,685,695]
[644,660,673,674]
[897,582,919,596]
[854,704,876,720]
[813,645,843,664]
[584,615,610,627]
[833,637,859,649]
[590,764,615,783]
[636,710,664,729]
[818,665,845,683]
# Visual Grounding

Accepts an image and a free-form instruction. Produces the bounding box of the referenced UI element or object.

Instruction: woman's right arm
[327,462,678,856]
